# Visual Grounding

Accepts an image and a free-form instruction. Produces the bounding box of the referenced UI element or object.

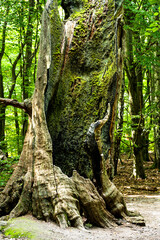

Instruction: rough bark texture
[84,106,128,218]
[0,0,145,228]
[46,0,124,177]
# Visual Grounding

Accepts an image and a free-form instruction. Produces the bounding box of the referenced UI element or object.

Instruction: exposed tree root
[0,166,116,228]
[72,171,117,228]
[85,109,145,226]
[0,176,24,218]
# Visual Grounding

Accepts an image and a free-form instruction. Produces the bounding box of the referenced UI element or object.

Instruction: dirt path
[0,195,160,240]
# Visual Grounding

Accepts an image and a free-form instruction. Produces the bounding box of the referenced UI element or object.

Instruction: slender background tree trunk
[0,7,9,152]
[154,41,160,170]
[125,25,146,179]
[113,74,125,176]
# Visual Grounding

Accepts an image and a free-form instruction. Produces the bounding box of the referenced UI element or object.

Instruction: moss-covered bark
[46,0,124,177]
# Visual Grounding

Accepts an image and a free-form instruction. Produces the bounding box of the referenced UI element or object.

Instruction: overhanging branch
[0,98,32,117]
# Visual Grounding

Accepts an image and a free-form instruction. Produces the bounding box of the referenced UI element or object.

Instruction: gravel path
[0,195,160,240]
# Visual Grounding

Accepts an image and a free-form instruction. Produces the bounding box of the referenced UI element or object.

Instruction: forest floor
[0,155,160,240]
[113,154,160,195]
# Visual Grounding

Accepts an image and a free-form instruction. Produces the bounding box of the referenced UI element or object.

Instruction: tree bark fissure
[84,106,127,219]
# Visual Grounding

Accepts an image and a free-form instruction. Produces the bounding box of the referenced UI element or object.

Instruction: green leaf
[149,0,160,4]
[154,12,159,16]
[152,27,159,32]
[145,32,151,36]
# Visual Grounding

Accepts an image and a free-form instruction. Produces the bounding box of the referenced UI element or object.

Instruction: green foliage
[149,0,160,4]
[125,1,157,68]
[0,0,45,157]
[145,6,160,36]
[0,156,18,187]
[120,0,160,158]
[57,0,62,6]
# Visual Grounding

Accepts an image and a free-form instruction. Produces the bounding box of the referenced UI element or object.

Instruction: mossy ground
[3,217,34,239]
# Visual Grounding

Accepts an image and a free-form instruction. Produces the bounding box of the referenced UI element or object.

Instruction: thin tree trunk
[21,0,35,139]
[113,74,125,175]
[13,92,21,155]
[0,67,5,151]
[22,0,35,100]
[125,26,146,179]
[0,7,9,152]
[154,41,160,170]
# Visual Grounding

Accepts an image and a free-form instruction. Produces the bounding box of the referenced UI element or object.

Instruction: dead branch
[0,98,32,117]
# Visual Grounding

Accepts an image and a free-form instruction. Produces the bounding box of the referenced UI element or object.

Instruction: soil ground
[113,154,160,196]
[0,157,160,240]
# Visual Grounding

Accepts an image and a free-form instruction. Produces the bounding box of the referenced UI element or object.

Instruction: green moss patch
[2,215,69,240]
[3,217,35,239]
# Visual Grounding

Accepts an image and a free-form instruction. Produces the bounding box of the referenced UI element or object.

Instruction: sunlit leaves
[149,0,160,4]
[145,7,160,36]
[0,0,44,157]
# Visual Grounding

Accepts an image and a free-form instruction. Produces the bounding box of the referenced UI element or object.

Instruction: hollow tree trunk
[46,0,125,177]
[0,0,144,228]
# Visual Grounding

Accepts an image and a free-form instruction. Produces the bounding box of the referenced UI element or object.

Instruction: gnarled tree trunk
[0,0,144,228]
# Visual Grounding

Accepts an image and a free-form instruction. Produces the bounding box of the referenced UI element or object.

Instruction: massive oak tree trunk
[0,0,144,228]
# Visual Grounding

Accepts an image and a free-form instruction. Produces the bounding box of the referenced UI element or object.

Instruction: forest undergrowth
[113,153,160,196]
